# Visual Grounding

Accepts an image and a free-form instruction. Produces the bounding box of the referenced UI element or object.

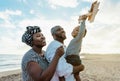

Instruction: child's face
[71,26,87,38]
[71,27,79,38]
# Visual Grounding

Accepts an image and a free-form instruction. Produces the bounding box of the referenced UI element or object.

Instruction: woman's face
[32,32,46,47]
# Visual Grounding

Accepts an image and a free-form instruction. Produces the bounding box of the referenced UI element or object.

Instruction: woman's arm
[27,46,64,81]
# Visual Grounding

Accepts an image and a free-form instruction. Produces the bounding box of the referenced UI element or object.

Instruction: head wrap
[22,26,41,47]
[51,25,61,35]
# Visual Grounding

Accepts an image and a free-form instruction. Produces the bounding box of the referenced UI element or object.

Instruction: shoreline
[0,54,120,81]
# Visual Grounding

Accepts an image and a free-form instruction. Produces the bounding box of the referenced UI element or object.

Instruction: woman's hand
[55,46,64,57]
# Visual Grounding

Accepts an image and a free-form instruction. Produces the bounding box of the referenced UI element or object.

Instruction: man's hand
[73,64,85,74]
[78,64,85,72]
[55,46,64,58]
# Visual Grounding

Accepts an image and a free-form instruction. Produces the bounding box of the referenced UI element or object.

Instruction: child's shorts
[65,55,81,66]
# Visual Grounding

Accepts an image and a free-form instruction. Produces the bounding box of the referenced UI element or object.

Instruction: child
[65,14,87,81]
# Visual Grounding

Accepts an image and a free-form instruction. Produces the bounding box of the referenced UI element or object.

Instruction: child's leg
[74,72,81,81]
[59,76,65,81]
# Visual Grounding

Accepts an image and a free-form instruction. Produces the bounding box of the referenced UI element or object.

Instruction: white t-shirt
[45,40,74,81]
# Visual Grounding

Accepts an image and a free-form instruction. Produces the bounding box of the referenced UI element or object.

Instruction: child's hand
[78,14,87,24]
[78,14,87,21]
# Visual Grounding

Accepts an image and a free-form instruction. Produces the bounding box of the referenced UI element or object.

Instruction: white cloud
[80,0,120,25]
[5,10,22,16]
[0,10,22,20]
[82,0,103,3]
[18,0,27,4]
[0,37,20,54]
[79,7,90,15]
[81,24,120,54]
[0,29,31,54]
[30,10,35,14]
[48,0,79,8]
[0,0,120,54]
[50,5,57,9]
[0,21,16,28]
[96,0,120,25]
[72,0,120,54]
[0,9,22,28]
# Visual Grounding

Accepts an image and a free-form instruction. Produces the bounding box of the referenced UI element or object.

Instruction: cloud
[0,37,20,54]
[80,0,120,25]
[0,21,16,28]
[82,0,103,3]
[81,24,120,54]
[0,9,22,28]
[5,10,22,16]
[48,0,79,8]
[96,0,120,25]
[0,0,120,54]
[18,0,27,4]
[74,0,120,54]
[0,10,22,20]
[0,28,31,54]
[30,10,35,14]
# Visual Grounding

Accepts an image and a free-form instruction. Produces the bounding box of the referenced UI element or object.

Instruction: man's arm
[27,46,64,81]
[72,64,85,74]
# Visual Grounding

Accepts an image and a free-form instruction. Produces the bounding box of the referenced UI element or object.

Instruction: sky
[0,0,120,54]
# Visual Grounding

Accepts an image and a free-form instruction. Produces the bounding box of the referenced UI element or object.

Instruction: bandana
[22,26,41,46]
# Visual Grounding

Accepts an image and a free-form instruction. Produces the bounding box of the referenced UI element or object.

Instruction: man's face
[55,27,66,40]
[32,32,46,47]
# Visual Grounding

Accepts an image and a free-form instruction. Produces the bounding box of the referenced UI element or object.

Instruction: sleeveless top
[21,49,49,81]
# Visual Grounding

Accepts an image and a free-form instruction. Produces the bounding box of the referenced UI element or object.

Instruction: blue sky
[0,0,120,54]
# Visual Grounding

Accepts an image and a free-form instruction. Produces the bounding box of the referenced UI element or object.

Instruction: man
[21,26,64,81]
[45,26,84,81]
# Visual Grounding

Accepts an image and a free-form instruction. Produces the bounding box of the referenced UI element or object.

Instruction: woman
[21,26,64,81]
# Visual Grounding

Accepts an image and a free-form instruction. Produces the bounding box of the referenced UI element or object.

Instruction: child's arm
[75,15,87,42]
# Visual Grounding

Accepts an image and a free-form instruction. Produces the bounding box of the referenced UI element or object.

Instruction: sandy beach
[0,69,21,81]
[0,54,120,81]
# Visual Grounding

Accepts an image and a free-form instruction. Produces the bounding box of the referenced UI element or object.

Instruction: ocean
[0,54,85,72]
[0,54,23,72]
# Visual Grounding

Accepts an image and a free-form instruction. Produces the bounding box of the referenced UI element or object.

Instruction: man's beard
[56,34,66,40]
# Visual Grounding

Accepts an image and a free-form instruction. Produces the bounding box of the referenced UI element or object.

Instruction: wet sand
[0,54,120,81]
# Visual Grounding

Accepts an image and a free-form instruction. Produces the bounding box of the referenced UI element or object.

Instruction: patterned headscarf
[22,26,41,47]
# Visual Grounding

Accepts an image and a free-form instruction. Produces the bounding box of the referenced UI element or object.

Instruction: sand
[0,54,120,81]
[0,69,21,81]
[81,54,120,81]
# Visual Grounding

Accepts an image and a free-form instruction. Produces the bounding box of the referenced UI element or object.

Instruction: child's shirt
[66,20,86,56]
